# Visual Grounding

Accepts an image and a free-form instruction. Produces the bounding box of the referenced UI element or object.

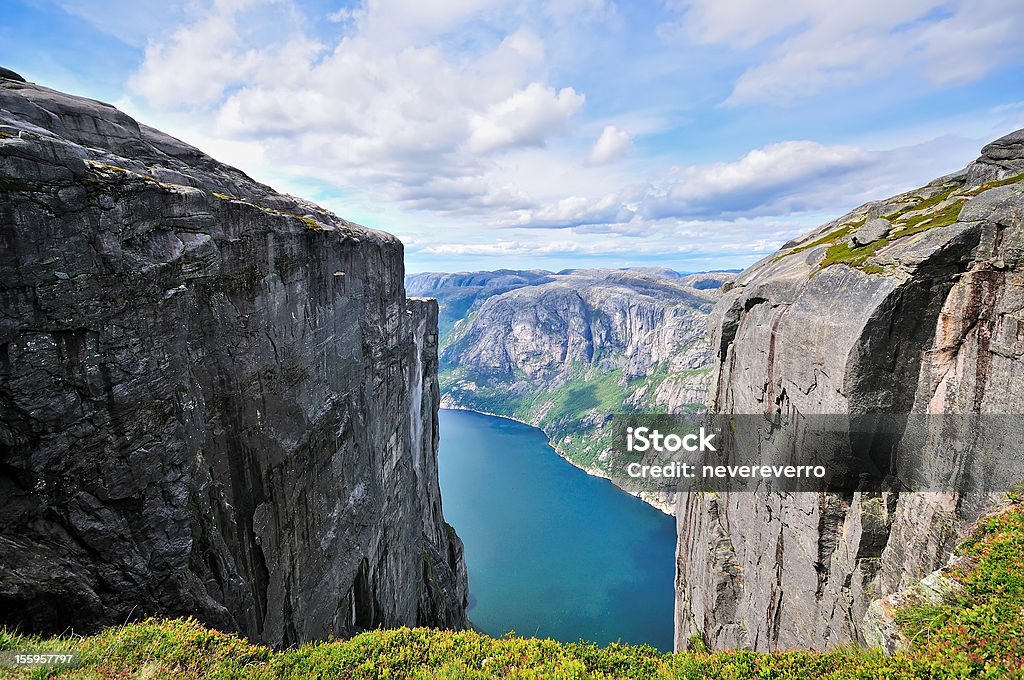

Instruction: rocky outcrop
[417,267,732,512]
[0,75,467,645]
[675,130,1024,651]
[0,67,25,83]
[860,551,964,655]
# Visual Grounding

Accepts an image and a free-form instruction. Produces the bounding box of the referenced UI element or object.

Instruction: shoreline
[439,403,676,516]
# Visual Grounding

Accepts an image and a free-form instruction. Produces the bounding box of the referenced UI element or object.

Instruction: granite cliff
[409,268,732,511]
[0,73,467,645]
[676,130,1024,651]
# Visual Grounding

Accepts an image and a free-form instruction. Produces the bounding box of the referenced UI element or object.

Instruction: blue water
[437,409,676,651]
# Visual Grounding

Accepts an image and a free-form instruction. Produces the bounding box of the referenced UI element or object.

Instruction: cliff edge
[676,129,1024,651]
[0,73,467,645]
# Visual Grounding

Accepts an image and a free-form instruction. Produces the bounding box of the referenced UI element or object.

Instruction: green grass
[542,370,629,425]
[0,618,924,679]
[818,236,894,271]
[441,353,710,473]
[963,171,1024,196]
[894,503,1024,675]
[770,171,1024,275]
[896,199,966,237]
[770,219,864,263]
[882,185,960,221]
[3,505,1021,678]
[816,199,968,273]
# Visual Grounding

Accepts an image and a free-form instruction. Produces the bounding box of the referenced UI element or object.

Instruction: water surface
[438,409,676,651]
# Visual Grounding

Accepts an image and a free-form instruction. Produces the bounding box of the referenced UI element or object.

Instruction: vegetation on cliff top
[4,502,1020,679]
[0,619,923,679]
[771,171,1024,275]
[895,502,1024,675]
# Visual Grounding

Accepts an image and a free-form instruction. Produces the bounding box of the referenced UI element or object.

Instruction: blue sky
[3,0,1024,274]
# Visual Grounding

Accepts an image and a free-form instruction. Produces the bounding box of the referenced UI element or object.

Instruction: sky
[3,1,1024,274]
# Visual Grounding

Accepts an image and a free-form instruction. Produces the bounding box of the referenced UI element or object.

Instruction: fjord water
[437,409,676,651]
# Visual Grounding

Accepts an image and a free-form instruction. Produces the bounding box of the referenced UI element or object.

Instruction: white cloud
[128,1,323,110]
[126,1,590,217]
[504,140,872,227]
[498,27,546,62]
[57,0,190,48]
[911,5,1024,85]
[409,215,804,264]
[395,175,532,213]
[497,130,986,235]
[588,125,632,164]
[509,193,631,228]
[663,0,1024,105]
[467,83,585,153]
[650,140,869,216]
[420,239,592,256]
[541,0,617,22]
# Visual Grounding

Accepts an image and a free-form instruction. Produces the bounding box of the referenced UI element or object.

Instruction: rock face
[675,130,1024,651]
[413,267,733,511]
[0,76,467,645]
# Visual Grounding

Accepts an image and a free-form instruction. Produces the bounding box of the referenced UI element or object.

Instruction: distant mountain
[408,267,734,511]
[406,269,554,341]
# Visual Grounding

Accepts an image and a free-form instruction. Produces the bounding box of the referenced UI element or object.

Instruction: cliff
[413,268,732,511]
[0,73,467,645]
[676,130,1024,651]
